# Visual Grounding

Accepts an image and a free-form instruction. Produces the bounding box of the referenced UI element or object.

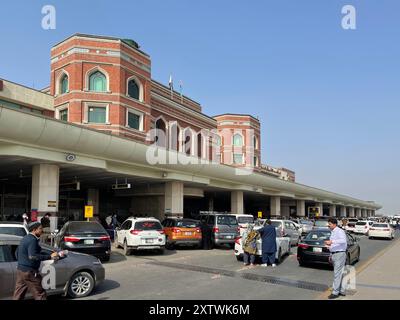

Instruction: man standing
[258,219,277,267]
[13,222,58,300]
[324,218,348,299]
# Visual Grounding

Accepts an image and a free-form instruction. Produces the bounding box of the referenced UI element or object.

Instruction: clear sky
[0,1,399,214]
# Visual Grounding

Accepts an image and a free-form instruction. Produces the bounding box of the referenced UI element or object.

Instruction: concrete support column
[31,164,59,215]
[340,206,346,218]
[296,200,305,217]
[361,209,366,218]
[164,181,184,217]
[270,196,281,217]
[329,205,336,217]
[231,191,244,215]
[348,207,355,218]
[208,197,214,212]
[87,189,99,216]
[355,208,361,218]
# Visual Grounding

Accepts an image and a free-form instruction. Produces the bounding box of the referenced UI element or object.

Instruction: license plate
[84,239,94,245]
[184,232,192,236]
[225,235,233,239]
[145,239,153,244]
[313,247,322,253]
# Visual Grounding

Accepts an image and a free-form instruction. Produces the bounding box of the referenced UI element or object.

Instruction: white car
[344,218,359,233]
[231,214,255,235]
[234,226,291,264]
[0,222,29,237]
[354,221,374,235]
[115,217,166,255]
[369,223,395,240]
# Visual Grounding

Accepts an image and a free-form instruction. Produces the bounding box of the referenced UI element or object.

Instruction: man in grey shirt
[324,218,348,299]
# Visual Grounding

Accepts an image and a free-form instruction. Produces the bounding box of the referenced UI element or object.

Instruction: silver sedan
[0,234,105,299]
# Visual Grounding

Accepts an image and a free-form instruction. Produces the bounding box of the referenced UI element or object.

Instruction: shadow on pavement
[106,251,127,263]
[92,279,121,295]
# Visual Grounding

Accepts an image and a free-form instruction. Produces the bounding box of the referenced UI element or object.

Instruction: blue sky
[0,1,399,214]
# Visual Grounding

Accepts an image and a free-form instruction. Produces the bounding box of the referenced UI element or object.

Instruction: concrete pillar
[296,200,305,217]
[208,197,214,212]
[164,181,184,217]
[355,208,361,218]
[31,164,59,215]
[87,189,99,216]
[348,207,355,218]
[340,206,346,218]
[361,209,366,218]
[315,202,323,217]
[329,205,336,217]
[231,191,244,215]
[270,196,281,217]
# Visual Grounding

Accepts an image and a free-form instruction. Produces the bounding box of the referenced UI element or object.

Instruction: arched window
[253,136,258,149]
[89,71,107,92]
[155,118,167,147]
[233,134,243,147]
[127,79,140,100]
[60,74,69,94]
[184,129,193,155]
[197,133,203,158]
[169,123,180,151]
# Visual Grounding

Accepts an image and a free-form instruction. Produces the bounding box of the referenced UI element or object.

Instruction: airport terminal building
[0,34,380,224]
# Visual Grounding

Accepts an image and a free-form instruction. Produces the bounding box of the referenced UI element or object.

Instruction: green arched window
[60,74,69,94]
[89,71,107,92]
[127,79,140,100]
[233,134,243,146]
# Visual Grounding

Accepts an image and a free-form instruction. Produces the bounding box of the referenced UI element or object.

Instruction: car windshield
[0,227,26,237]
[305,231,331,241]
[176,220,199,228]
[217,216,238,226]
[372,224,389,228]
[135,221,163,231]
[356,222,366,226]
[237,216,254,224]
[300,220,313,225]
[69,222,106,233]
[314,220,328,227]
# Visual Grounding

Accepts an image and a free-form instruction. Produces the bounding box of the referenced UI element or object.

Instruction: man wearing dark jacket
[258,219,277,267]
[13,222,58,300]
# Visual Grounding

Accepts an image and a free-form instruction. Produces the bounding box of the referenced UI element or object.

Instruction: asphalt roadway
[79,231,400,300]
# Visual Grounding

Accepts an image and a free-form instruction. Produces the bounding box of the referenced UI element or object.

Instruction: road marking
[315,236,400,300]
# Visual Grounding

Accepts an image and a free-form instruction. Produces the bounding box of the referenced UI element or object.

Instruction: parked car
[115,217,165,255]
[313,219,330,230]
[0,222,28,237]
[234,226,291,264]
[54,221,111,261]
[271,219,301,246]
[199,213,239,248]
[344,218,359,233]
[369,223,395,240]
[162,218,202,249]
[297,230,360,267]
[297,219,314,235]
[354,221,374,235]
[232,214,255,233]
[0,234,105,299]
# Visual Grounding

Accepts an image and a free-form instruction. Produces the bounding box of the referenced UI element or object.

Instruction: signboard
[258,211,263,218]
[48,201,57,208]
[84,206,94,218]
[308,207,320,217]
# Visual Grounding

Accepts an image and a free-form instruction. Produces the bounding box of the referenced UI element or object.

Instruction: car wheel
[355,249,360,263]
[113,235,120,249]
[277,248,282,264]
[236,255,243,262]
[158,248,165,254]
[298,259,306,267]
[369,236,373,240]
[123,240,131,256]
[101,255,110,262]
[346,254,351,265]
[67,271,95,298]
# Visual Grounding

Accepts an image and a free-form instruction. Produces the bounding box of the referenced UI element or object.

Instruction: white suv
[115,217,166,255]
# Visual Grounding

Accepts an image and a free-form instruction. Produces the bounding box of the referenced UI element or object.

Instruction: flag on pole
[168,74,173,99]
[179,80,183,103]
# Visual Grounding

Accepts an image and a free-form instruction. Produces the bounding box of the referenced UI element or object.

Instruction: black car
[54,221,111,261]
[297,229,360,267]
